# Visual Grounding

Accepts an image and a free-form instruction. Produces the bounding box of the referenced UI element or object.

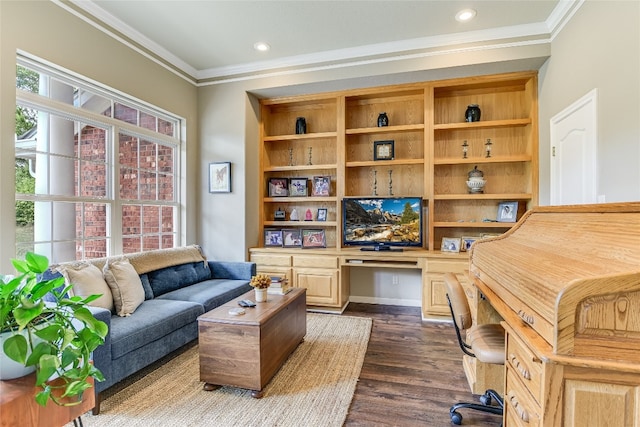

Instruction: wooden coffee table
[197,287,306,398]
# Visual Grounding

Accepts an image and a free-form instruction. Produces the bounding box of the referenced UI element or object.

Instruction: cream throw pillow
[58,262,114,312]
[103,258,145,317]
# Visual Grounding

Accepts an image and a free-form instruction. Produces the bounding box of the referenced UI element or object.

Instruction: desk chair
[444,273,504,425]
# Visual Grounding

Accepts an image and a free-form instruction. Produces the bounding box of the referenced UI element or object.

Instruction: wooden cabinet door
[423,273,450,316]
[294,268,339,306]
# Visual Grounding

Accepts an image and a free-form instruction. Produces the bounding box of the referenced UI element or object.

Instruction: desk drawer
[505,368,541,427]
[251,253,291,267]
[293,255,337,269]
[506,332,543,405]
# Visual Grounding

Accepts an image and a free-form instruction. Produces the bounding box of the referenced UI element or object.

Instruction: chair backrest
[443,273,473,331]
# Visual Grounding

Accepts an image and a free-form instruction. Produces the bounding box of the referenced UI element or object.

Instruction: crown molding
[63,0,578,86]
[61,0,197,85]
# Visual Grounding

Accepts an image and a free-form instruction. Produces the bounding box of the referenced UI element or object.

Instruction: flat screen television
[342,197,423,251]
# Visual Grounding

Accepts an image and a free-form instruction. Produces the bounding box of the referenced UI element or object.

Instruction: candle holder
[388,169,393,196]
[373,170,378,196]
[462,140,469,159]
[308,147,313,165]
[485,139,492,158]
[289,148,294,166]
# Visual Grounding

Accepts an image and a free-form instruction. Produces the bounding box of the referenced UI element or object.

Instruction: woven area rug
[74,313,372,427]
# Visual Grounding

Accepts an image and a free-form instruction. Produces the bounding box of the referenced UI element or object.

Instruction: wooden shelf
[433,193,532,200]
[433,155,532,165]
[263,132,337,142]
[346,158,425,168]
[264,221,337,227]
[264,196,337,203]
[434,118,531,130]
[264,164,337,172]
[346,124,424,135]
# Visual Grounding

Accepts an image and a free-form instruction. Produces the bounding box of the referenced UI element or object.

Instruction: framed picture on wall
[209,162,231,193]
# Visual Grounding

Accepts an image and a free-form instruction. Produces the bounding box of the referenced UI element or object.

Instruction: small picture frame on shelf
[289,178,308,197]
[441,237,461,253]
[268,178,289,197]
[497,201,519,223]
[264,229,283,247]
[311,176,331,196]
[302,229,326,248]
[461,236,478,252]
[282,229,302,248]
[316,208,327,222]
[373,140,395,161]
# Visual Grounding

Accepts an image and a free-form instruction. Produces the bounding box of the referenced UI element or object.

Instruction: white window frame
[15,55,184,260]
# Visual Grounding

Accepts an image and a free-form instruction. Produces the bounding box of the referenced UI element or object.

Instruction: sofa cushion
[139,274,155,300]
[109,299,204,359]
[147,261,211,297]
[103,258,145,317]
[57,262,114,311]
[156,279,252,312]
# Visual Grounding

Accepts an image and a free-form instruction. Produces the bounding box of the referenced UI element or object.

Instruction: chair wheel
[450,410,463,425]
[480,392,492,406]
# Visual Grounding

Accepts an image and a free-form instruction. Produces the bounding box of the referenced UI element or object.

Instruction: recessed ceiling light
[455,9,477,22]
[253,42,270,52]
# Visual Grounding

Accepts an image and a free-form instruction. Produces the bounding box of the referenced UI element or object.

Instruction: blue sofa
[48,246,254,414]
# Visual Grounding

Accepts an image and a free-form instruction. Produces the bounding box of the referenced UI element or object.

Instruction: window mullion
[111,125,123,255]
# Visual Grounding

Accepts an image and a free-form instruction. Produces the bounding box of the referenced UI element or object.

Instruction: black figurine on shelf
[377,112,389,127]
[465,104,481,122]
[295,117,307,134]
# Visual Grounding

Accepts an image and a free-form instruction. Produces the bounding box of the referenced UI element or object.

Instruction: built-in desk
[469,203,640,427]
[249,247,468,317]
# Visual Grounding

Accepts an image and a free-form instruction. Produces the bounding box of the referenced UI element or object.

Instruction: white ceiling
[70,0,573,82]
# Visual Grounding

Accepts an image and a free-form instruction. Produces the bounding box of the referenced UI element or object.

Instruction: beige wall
[538,0,640,204]
[0,1,198,271]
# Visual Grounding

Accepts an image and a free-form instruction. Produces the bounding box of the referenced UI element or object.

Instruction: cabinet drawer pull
[509,353,531,380]
[517,309,535,325]
[507,391,530,423]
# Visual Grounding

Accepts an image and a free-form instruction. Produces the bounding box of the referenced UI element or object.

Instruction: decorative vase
[377,112,389,127]
[466,165,486,194]
[255,288,268,302]
[465,104,481,122]
[295,117,307,134]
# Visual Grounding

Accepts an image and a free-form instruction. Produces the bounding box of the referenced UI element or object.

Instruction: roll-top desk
[469,202,640,426]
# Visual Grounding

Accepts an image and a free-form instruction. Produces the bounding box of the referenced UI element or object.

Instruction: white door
[550,89,598,205]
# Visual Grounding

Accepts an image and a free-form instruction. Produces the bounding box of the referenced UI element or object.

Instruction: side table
[0,374,95,427]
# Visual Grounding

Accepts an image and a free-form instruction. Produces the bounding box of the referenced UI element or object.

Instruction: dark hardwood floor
[343,303,502,427]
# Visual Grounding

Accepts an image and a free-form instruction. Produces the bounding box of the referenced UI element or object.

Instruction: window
[15,56,182,263]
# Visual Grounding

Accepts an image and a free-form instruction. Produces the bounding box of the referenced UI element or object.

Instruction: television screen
[342,197,423,250]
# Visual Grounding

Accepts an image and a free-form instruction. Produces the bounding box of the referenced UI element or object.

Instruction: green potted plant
[0,252,108,406]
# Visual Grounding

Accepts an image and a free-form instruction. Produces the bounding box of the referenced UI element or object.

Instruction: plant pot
[255,288,268,303]
[0,328,36,380]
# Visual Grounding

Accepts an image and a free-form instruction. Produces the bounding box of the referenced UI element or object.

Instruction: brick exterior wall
[74,104,175,259]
